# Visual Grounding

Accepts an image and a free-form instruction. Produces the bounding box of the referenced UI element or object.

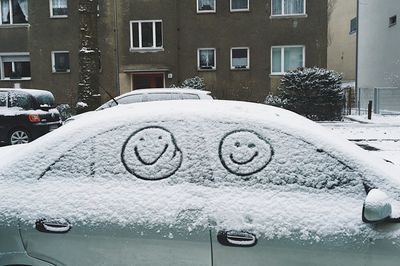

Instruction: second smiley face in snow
[121,126,182,180]
[219,130,273,176]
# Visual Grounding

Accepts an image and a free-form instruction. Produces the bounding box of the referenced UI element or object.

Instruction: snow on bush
[56,104,73,121]
[266,67,344,121]
[171,76,206,90]
[76,101,88,108]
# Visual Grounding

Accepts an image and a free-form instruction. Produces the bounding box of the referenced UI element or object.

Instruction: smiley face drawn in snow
[219,130,273,176]
[121,126,182,180]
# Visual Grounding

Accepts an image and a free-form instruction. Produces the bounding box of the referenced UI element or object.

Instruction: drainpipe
[356,0,360,114]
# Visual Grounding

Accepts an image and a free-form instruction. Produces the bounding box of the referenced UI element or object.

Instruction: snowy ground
[322,115,400,166]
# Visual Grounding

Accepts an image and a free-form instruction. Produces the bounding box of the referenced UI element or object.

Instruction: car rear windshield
[34,93,55,109]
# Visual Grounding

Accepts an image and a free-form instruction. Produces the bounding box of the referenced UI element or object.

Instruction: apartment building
[357,0,400,113]
[0,0,328,106]
[327,0,357,85]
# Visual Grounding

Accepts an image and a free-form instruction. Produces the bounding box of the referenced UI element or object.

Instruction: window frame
[0,52,31,80]
[197,0,216,14]
[270,0,306,17]
[129,20,163,51]
[230,0,249,12]
[230,47,250,70]
[0,0,29,25]
[49,0,68,18]
[51,51,70,73]
[197,48,216,71]
[270,45,305,75]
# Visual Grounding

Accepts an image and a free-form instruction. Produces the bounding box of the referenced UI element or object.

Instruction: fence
[342,86,354,116]
[356,87,400,115]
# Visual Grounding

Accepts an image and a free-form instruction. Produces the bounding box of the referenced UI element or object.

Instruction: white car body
[1,100,400,266]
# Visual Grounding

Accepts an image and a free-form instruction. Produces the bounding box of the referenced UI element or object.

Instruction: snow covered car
[1,100,400,266]
[0,89,62,145]
[96,88,213,111]
[64,88,213,124]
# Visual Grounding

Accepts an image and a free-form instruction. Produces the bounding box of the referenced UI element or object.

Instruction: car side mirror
[362,189,392,223]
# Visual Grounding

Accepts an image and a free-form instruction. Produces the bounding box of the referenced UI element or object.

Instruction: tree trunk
[78,0,100,113]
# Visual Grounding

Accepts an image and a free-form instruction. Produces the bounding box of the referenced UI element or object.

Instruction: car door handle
[217,230,257,247]
[35,218,72,234]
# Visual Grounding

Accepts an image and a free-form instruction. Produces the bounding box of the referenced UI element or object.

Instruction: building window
[0,53,31,80]
[389,15,397,27]
[350,17,357,34]
[231,47,249,69]
[50,0,67,17]
[0,0,28,25]
[271,46,304,74]
[130,20,163,51]
[52,51,70,73]
[197,0,216,13]
[231,0,249,12]
[198,48,216,70]
[271,0,305,16]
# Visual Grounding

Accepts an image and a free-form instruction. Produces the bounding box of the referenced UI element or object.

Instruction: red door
[132,73,164,90]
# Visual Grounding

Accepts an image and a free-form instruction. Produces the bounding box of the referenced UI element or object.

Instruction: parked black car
[0,89,62,145]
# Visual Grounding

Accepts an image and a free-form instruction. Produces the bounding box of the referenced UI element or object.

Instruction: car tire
[9,128,31,145]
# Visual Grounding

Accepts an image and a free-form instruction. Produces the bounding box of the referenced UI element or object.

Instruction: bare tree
[77,0,100,112]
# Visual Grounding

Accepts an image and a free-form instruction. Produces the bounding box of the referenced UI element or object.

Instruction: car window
[39,120,364,194]
[40,138,96,180]
[0,91,7,107]
[145,93,173,102]
[118,94,143,104]
[181,94,200,100]
[97,100,117,110]
[34,93,55,109]
[170,93,181,100]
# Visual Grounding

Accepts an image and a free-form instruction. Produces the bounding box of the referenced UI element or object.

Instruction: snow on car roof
[0,88,54,98]
[1,100,400,241]
[120,87,212,97]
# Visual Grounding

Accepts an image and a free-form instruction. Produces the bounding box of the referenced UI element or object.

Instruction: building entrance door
[132,73,164,90]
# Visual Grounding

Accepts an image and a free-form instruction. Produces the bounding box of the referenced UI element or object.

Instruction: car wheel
[9,129,30,145]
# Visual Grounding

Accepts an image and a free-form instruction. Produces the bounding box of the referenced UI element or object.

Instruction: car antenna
[99,84,119,106]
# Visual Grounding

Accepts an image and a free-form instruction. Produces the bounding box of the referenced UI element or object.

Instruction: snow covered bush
[266,67,344,121]
[264,94,287,108]
[180,76,206,90]
[75,101,89,114]
[56,104,73,121]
